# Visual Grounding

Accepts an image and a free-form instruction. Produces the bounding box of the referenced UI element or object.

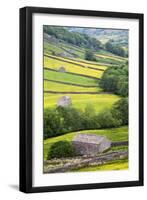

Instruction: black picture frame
[19,6,144,193]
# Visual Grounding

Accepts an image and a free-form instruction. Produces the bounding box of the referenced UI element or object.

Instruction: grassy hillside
[44,126,128,160]
[45,54,108,70]
[44,81,101,93]
[44,56,104,79]
[43,35,122,113]
[67,27,128,49]
[43,28,129,172]
[44,33,127,64]
[44,70,98,86]
[44,93,119,112]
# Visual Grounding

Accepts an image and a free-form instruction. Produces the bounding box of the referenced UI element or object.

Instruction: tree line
[44,26,128,58]
[44,98,128,139]
[99,63,128,97]
[105,40,127,57]
[44,26,102,51]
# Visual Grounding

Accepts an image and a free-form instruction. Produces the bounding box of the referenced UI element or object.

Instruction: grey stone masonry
[57,96,72,107]
[44,150,128,173]
[72,134,111,156]
[58,66,66,72]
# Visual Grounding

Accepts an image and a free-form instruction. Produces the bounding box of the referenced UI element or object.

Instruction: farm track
[44,90,112,94]
[44,54,105,71]
[44,78,98,88]
[44,67,100,80]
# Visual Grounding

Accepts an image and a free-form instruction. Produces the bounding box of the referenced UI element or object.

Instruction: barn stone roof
[73,134,108,145]
[72,133,111,155]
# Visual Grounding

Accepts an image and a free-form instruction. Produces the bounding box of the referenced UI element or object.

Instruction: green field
[43,50,120,113]
[44,41,64,55]
[44,33,127,64]
[72,159,128,172]
[44,93,120,112]
[59,42,85,58]
[43,41,122,114]
[44,81,101,93]
[60,46,85,58]
[44,56,104,79]
[44,126,128,160]
[95,53,126,62]
[43,28,128,172]
[45,54,108,70]
[95,54,125,65]
[44,70,98,86]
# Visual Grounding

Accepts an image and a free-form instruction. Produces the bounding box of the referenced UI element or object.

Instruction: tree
[85,50,96,61]
[105,41,113,52]
[113,46,126,57]
[57,106,83,132]
[81,105,100,129]
[44,109,63,139]
[99,64,128,97]
[96,110,121,128]
[47,141,75,159]
[111,98,128,125]
[43,26,103,51]
[117,80,128,97]
[100,73,119,92]
[105,40,126,57]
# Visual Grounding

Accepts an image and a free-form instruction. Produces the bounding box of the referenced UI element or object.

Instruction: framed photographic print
[19,6,144,193]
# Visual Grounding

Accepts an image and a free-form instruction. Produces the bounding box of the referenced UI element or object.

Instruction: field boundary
[44,67,100,80]
[111,141,128,147]
[44,90,111,94]
[44,54,105,71]
[44,150,128,173]
[44,78,98,88]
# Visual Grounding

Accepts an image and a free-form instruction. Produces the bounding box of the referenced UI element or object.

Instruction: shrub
[85,50,96,61]
[47,141,75,159]
[99,65,128,97]
[96,110,122,128]
[81,105,100,129]
[57,106,83,132]
[82,115,100,129]
[100,73,119,92]
[117,80,128,97]
[105,41,126,57]
[43,99,128,140]
[111,98,128,125]
[44,109,63,139]
[44,26,102,51]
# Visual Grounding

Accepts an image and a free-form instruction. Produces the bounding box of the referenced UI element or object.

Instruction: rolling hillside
[43,33,125,113]
[43,27,128,172]
[68,27,128,48]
